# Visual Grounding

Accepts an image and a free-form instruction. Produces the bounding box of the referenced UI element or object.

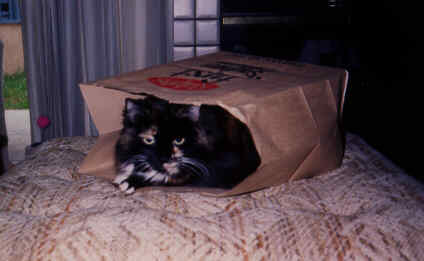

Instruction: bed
[0,133,423,260]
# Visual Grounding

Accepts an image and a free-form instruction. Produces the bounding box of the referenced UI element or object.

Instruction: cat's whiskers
[177,157,209,177]
[120,152,210,186]
[179,164,202,177]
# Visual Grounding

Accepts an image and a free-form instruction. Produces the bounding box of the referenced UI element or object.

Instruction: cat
[113,95,261,194]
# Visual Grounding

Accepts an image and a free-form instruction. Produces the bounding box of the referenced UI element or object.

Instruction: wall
[0,24,24,75]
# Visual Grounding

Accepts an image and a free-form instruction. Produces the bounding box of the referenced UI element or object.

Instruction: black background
[220,1,422,182]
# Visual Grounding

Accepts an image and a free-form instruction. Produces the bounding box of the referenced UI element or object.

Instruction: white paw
[118,182,135,194]
[113,164,136,194]
[113,164,134,185]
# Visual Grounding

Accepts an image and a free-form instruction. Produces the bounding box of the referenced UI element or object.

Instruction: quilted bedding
[0,133,423,260]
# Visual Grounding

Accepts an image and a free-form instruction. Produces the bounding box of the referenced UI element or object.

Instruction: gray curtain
[0,40,11,172]
[19,0,171,143]
[119,0,172,73]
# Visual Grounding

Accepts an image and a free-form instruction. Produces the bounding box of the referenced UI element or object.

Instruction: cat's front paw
[113,164,137,194]
[116,181,136,194]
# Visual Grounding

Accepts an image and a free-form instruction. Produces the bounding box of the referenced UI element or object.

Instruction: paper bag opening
[78,51,348,196]
[113,95,261,189]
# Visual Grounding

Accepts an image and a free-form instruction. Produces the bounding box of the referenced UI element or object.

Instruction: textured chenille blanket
[1,133,423,260]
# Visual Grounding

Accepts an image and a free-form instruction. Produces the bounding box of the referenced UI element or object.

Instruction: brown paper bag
[78,52,348,196]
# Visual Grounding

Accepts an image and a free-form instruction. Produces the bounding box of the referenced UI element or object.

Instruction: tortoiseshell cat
[113,95,261,194]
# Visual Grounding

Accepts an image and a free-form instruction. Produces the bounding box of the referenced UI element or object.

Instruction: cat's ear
[124,98,146,123]
[125,98,137,112]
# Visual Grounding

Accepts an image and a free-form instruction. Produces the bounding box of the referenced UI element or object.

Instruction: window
[173,0,220,61]
[0,0,21,24]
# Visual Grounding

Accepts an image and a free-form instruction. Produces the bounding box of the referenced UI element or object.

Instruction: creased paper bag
[78,52,348,196]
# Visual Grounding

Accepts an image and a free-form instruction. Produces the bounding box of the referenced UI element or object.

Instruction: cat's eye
[173,137,185,146]
[143,137,155,145]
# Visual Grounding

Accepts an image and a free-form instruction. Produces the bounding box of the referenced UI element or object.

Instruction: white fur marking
[119,182,129,191]
[141,169,167,183]
[163,162,179,175]
[173,147,183,158]
[125,187,135,194]
[113,164,135,184]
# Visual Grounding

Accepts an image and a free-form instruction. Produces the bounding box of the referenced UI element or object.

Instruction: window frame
[0,0,21,24]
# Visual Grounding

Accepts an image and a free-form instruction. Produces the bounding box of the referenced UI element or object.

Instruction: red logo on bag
[148,77,220,91]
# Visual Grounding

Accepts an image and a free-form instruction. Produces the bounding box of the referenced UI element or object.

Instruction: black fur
[113,95,261,193]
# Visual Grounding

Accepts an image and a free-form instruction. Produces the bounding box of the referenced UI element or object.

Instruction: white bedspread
[1,134,423,260]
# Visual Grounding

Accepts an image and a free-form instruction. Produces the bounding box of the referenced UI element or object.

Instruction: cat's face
[116,96,210,185]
